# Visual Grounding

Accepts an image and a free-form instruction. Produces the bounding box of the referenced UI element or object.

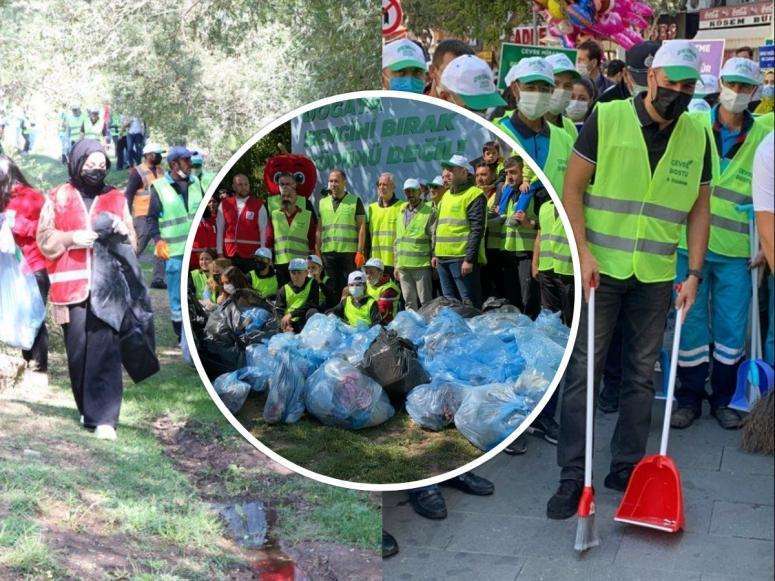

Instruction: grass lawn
[0,153,380,579]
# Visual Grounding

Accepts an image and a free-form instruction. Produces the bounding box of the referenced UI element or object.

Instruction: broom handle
[585,285,595,488]
[661,303,684,456]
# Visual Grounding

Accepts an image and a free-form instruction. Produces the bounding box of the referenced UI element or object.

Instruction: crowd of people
[379,34,774,557]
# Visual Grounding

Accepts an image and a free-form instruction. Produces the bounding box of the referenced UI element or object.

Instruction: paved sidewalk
[383,401,774,580]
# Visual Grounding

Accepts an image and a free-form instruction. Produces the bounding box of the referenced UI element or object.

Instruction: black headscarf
[68,139,112,197]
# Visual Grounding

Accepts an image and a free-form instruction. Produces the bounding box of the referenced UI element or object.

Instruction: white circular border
[181,89,582,492]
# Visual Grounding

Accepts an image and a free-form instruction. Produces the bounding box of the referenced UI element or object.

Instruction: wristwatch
[686,269,703,284]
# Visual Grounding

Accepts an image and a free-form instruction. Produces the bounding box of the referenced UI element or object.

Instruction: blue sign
[760,45,774,69]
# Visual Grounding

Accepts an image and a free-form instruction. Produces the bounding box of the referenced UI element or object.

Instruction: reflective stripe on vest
[284,280,312,320]
[272,208,311,264]
[585,99,704,283]
[486,193,505,250]
[251,271,279,298]
[368,201,401,266]
[366,279,400,318]
[153,178,202,257]
[344,296,375,327]
[395,201,433,268]
[434,185,486,262]
[319,193,359,253]
[503,196,538,252]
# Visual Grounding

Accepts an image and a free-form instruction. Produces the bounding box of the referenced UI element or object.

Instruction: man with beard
[270,172,315,286]
[216,173,269,273]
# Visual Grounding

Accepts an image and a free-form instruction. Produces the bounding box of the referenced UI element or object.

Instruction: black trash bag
[200,339,246,381]
[481,296,520,313]
[418,296,481,322]
[360,329,430,403]
[119,298,159,383]
[90,213,131,332]
[204,300,244,343]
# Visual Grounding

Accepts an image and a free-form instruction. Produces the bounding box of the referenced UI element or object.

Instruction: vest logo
[677,46,699,63]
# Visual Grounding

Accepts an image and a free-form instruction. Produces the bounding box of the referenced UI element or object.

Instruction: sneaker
[504,437,528,455]
[670,407,698,429]
[712,406,742,430]
[528,416,559,445]
[94,425,117,441]
[546,480,583,520]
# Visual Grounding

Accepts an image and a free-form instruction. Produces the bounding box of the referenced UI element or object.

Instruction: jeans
[165,255,183,322]
[134,217,166,285]
[767,275,774,365]
[557,274,673,481]
[126,132,144,166]
[436,259,482,308]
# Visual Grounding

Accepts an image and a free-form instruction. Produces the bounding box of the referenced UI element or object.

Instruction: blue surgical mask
[389,76,425,94]
[762,85,775,99]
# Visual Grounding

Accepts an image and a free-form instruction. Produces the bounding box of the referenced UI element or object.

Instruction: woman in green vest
[249,247,279,300]
[275,258,319,333]
[328,271,378,327]
[190,248,216,302]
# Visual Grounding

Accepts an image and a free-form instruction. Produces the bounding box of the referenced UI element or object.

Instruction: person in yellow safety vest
[475,160,507,302]
[272,172,316,286]
[547,40,713,521]
[83,108,105,142]
[307,254,336,310]
[125,142,167,288]
[191,153,216,195]
[394,178,436,311]
[189,248,216,302]
[427,175,446,209]
[672,57,775,431]
[148,146,205,340]
[316,168,367,298]
[367,172,402,275]
[544,53,582,139]
[249,247,279,300]
[363,258,401,325]
[275,258,319,333]
[328,271,378,327]
[65,104,85,149]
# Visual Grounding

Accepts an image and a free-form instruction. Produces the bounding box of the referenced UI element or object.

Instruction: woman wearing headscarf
[0,155,48,372]
[36,139,136,441]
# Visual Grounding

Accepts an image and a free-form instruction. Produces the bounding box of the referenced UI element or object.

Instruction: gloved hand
[112,216,129,237]
[155,239,170,260]
[354,251,366,268]
[72,229,98,247]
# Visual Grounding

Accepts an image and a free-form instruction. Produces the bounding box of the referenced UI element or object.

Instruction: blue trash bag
[305,358,395,429]
[513,327,566,382]
[422,308,472,351]
[333,324,382,364]
[467,311,532,342]
[268,331,325,371]
[513,369,551,406]
[405,380,471,431]
[299,313,351,356]
[454,383,534,451]
[213,371,252,414]
[241,307,271,333]
[263,351,309,424]
[246,342,270,368]
[387,310,428,346]
[236,366,273,393]
[421,333,525,385]
[533,309,570,347]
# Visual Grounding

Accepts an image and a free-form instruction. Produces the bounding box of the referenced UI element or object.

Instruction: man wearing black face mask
[547,40,714,520]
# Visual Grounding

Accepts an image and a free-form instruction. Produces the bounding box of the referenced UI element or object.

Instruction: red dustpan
[615,302,685,533]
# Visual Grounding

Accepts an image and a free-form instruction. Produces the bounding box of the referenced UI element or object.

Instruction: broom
[740,390,774,455]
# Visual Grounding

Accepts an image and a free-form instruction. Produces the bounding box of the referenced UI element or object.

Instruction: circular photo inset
[181,91,580,490]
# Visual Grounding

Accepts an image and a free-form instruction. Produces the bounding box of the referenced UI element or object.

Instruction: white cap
[363,258,385,271]
[511,57,556,86]
[403,178,421,190]
[651,40,701,81]
[441,154,474,174]
[688,98,711,113]
[695,73,719,96]
[288,258,308,271]
[307,254,323,267]
[545,53,579,78]
[720,57,761,86]
[382,39,428,72]
[440,55,506,110]
[254,247,272,260]
[348,271,366,285]
[504,65,520,87]
[430,175,445,187]
[142,142,165,155]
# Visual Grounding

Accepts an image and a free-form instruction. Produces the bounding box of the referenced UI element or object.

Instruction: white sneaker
[94,425,117,441]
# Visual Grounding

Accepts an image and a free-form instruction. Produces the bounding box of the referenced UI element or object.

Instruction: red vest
[222,195,263,258]
[46,184,126,305]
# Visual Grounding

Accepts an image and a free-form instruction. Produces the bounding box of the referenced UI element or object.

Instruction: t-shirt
[752,131,774,213]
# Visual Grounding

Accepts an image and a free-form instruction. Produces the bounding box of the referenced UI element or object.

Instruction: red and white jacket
[216,195,268,258]
[45,183,126,305]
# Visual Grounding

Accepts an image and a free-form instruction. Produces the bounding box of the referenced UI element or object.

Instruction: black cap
[625,41,661,86]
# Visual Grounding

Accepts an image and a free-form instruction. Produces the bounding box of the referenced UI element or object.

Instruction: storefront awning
[693,26,772,50]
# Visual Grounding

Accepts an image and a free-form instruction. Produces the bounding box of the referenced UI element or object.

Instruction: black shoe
[382,530,398,559]
[604,467,633,492]
[150,280,167,289]
[712,406,743,430]
[504,437,528,455]
[441,472,494,496]
[408,489,447,519]
[528,416,559,445]
[670,406,699,429]
[546,480,582,520]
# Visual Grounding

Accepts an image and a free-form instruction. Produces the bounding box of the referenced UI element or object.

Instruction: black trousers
[322,252,355,299]
[502,251,540,318]
[483,248,505,300]
[22,269,49,371]
[63,300,123,428]
[539,270,575,326]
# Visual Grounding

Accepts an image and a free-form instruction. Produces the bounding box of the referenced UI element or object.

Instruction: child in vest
[249,247,279,300]
[275,258,319,333]
[205,257,231,307]
[190,248,215,302]
[328,271,378,327]
[307,254,336,310]
[363,258,400,325]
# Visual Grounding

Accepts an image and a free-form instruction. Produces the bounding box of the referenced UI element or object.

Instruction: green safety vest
[283,280,312,321]
[272,208,311,265]
[486,195,506,250]
[317,275,330,307]
[538,201,556,272]
[366,278,400,318]
[679,111,773,258]
[434,185,487,263]
[561,115,578,139]
[251,271,279,299]
[368,200,402,266]
[267,195,305,214]
[198,170,216,194]
[67,113,85,142]
[319,193,359,253]
[343,295,375,327]
[152,177,203,257]
[395,201,433,268]
[109,113,122,137]
[503,196,538,252]
[190,268,208,300]
[83,117,103,141]
[586,100,704,283]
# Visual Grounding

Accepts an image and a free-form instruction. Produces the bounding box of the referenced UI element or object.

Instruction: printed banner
[497,43,577,90]
[689,39,726,76]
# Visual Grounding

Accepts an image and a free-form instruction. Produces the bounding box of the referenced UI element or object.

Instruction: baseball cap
[307,254,323,267]
[403,178,421,190]
[545,53,579,78]
[720,57,761,86]
[254,247,272,261]
[695,73,719,96]
[142,142,165,155]
[441,154,475,174]
[625,41,661,86]
[440,55,506,110]
[363,258,384,271]
[504,65,520,87]
[167,145,198,164]
[382,39,428,72]
[288,258,308,271]
[688,98,711,113]
[348,271,366,285]
[511,57,555,86]
[651,40,701,82]
[430,175,445,187]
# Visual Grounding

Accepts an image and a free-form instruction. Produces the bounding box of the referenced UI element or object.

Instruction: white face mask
[349,284,364,298]
[575,61,589,78]
[548,88,572,115]
[565,99,588,121]
[719,84,752,113]
[518,91,552,120]
[223,283,236,294]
